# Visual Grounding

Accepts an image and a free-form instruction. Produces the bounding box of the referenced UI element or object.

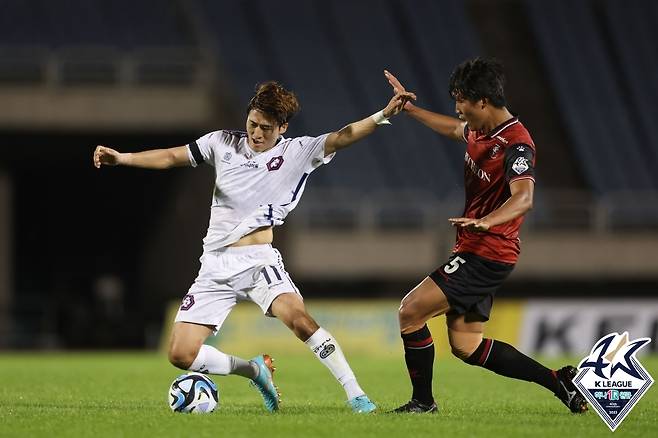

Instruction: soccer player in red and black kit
[384,58,588,414]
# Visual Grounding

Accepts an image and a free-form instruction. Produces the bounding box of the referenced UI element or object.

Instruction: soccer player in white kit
[93,81,415,413]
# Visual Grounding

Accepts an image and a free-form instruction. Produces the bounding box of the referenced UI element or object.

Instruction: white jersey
[187,130,334,251]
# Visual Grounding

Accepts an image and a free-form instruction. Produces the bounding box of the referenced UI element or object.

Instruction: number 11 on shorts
[444,256,466,274]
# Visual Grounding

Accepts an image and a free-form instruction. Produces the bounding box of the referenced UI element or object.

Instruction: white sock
[189,345,258,379]
[305,327,365,400]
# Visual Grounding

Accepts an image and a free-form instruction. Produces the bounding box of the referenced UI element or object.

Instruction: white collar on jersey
[244,136,286,158]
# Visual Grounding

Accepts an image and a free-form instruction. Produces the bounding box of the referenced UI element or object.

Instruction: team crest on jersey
[267,156,284,171]
[490,144,501,159]
[222,152,232,163]
[512,157,529,174]
[574,332,653,431]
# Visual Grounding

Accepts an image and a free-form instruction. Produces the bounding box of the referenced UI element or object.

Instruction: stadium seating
[4,0,656,226]
[0,0,197,85]
[197,0,479,201]
[600,0,658,187]
[0,0,191,48]
[525,0,658,192]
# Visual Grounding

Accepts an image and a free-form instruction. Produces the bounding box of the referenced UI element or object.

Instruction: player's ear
[278,122,288,135]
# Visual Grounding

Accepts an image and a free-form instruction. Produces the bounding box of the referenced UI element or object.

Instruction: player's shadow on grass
[218,403,349,415]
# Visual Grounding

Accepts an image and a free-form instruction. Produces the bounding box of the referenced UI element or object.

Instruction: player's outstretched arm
[449,179,534,232]
[93,145,191,169]
[384,70,465,142]
[324,91,415,156]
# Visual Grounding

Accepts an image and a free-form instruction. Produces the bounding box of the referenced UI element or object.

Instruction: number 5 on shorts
[444,256,466,274]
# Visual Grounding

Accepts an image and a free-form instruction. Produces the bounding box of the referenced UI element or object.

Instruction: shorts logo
[180,294,195,311]
[574,332,654,431]
[319,344,336,359]
[512,157,529,174]
[266,156,284,171]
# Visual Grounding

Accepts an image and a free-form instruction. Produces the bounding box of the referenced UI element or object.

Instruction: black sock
[401,325,435,405]
[464,338,558,393]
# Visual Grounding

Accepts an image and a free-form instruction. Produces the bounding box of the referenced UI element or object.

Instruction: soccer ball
[168,372,219,414]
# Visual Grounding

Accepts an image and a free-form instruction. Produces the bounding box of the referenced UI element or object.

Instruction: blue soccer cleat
[348,395,377,413]
[250,354,280,412]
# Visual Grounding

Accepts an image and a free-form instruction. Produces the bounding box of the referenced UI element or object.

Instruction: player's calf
[287,311,320,341]
[460,337,586,413]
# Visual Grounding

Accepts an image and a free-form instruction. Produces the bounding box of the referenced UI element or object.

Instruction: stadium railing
[0,45,213,88]
[291,188,658,232]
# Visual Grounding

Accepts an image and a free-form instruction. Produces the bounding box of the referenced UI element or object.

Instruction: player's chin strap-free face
[246,110,288,151]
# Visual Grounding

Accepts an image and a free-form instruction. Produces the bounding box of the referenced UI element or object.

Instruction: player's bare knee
[398,301,423,331]
[168,346,197,370]
[448,334,483,363]
[450,345,475,361]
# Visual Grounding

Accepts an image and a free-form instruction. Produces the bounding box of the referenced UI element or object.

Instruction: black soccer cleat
[554,365,588,414]
[390,399,438,414]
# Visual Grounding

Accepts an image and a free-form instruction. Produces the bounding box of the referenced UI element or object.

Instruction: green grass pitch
[1,352,656,437]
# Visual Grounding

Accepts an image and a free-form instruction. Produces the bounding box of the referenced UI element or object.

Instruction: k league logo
[574,332,653,431]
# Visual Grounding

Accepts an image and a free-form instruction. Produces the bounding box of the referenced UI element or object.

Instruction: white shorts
[174,244,301,331]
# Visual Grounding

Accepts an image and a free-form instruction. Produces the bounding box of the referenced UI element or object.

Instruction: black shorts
[428,252,514,321]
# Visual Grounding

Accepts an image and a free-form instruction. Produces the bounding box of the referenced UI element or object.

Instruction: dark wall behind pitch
[4,130,203,348]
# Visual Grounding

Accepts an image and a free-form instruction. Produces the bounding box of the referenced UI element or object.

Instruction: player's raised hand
[384,70,414,111]
[383,91,417,118]
[449,217,491,232]
[384,69,407,93]
[93,145,122,168]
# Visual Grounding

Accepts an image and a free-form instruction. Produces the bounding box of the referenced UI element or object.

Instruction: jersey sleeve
[504,143,536,183]
[293,133,334,169]
[187,131,218,167]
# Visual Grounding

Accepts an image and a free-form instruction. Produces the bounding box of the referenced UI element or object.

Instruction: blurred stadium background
[0,0,656,359]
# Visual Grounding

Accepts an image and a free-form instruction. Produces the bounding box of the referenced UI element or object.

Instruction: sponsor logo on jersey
[490,144,501,159]
[574,332,653,431]
[241,160,259,169]
[180,294,195,311]
[516,145,525,152]
[267,156,284,171]
[495,135,508,144]
[464,151,491,182]
[512,157,529,174]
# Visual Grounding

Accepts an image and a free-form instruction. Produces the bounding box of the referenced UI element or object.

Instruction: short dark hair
[247,81,300,126]
[448,58,507,108]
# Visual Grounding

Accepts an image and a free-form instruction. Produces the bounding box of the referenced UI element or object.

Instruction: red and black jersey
[454,116,536,264]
